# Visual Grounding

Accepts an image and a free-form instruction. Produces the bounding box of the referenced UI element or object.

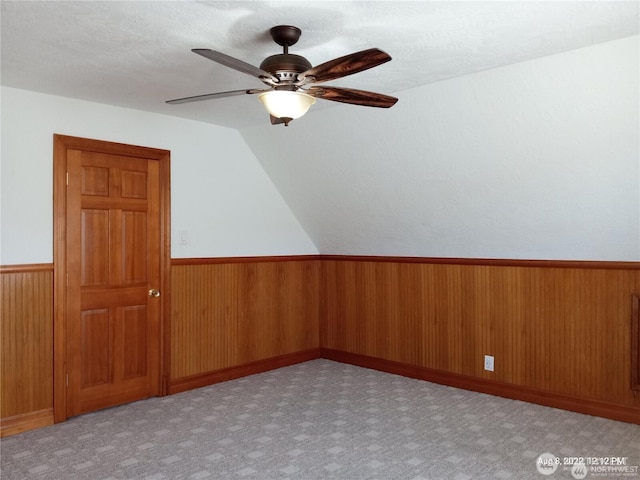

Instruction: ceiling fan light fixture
[167,26,397,125]
[258,90,316,122]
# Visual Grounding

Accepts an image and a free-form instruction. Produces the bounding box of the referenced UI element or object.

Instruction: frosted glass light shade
[258,91,316,119]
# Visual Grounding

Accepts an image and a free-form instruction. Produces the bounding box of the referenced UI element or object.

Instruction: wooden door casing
[53,135,171,422]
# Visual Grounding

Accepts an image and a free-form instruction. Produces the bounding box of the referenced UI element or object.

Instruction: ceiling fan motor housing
[260,54,312,84]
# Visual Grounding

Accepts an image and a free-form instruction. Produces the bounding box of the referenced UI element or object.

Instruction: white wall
[241,35,640,261]
[3,35,637,264]
[0,87,318,265]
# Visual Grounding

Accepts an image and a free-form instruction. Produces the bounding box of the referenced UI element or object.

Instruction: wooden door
[54,136,170,419]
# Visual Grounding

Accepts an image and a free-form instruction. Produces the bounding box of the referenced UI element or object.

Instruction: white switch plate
[179,230,188,245]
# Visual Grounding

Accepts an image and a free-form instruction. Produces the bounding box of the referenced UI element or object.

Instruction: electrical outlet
[484,355,494,372]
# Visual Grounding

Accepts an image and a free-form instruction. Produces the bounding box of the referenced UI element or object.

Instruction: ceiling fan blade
[192,49,278,83]
[166,88,266,105]
[297,48,391,84]
[306,86,398,108]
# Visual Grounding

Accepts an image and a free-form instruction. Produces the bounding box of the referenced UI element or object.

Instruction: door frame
[53,134,171,423]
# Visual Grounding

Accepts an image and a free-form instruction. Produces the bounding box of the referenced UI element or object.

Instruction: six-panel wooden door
[65,149,162,417]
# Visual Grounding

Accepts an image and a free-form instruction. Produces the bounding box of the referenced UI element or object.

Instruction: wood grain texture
[322,259,640,409]
[172,255,320,265]
[169,349,321,394]
[66,149,161,417]
[321,254,640,270]
[3,256,639,436]
[1,409,54,438]
[633,294,640,391]
[1,267,53,420]
[170,260,321,380]
[53,134,172,422]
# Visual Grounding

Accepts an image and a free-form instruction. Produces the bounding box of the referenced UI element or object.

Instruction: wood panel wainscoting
[1,264,54,437]
[633,294,640,392]
[321,256,640,424]
[1,257,322,437]
[2,256,639,437]
[168,257,322,394]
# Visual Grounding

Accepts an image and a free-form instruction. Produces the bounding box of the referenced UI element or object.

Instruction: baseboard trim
[168,348,322,395]
[1,408,54,438]
[321,349,640,425]
[3,349,638,438]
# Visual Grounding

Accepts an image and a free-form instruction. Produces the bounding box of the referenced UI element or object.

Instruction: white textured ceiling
[1,1,638,129]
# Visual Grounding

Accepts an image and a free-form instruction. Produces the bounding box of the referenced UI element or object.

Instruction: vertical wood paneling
[171,260,321,380]
[632,294,639,390]
[322,259,640,407]
[1,267,53,418]
[170,263,237,377]
[3,257,638,433]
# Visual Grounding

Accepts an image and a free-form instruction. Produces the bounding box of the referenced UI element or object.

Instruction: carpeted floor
[1,359,639,479]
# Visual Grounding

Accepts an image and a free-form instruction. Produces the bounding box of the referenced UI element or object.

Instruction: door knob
[148,289,161,297]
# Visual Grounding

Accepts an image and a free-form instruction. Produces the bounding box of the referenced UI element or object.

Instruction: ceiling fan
[166,25,398,126]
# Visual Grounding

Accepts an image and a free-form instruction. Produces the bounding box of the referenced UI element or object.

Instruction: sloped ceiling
[2,1,639,260]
